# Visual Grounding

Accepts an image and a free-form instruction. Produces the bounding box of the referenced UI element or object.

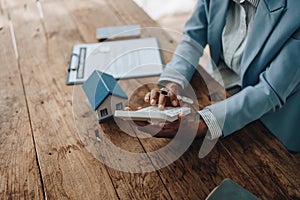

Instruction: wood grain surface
[0,7,43,199]
[0,0,299,199]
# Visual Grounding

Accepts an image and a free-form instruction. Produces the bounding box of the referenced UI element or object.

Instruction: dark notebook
[206,179,260,200]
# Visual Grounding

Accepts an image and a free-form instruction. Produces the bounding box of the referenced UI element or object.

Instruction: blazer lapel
[241,0,286,84]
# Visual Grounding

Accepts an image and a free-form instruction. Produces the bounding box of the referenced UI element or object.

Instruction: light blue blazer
[159,0,300,152]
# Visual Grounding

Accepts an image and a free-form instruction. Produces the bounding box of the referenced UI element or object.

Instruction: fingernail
[124,107,130,111]
[158,104,164,110]
[150,99,156,105]
[172,100,178,106]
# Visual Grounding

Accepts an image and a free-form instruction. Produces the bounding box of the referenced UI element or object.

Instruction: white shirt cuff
[199,109,223,140]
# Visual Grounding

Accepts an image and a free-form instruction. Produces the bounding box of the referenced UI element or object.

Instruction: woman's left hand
[129,111,208,138]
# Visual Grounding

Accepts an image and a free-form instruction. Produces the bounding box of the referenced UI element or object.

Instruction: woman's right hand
[144,82,182,110]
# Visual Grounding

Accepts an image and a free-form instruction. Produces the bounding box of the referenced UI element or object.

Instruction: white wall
[133,0,196,20]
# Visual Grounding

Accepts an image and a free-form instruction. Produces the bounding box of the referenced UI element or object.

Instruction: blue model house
[82,70,128,122]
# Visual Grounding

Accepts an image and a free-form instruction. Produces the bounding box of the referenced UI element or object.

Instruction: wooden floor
[0,0,299,199]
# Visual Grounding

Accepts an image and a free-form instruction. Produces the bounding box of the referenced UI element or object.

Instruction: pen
[176,95,194,104]
[159,88,194,104]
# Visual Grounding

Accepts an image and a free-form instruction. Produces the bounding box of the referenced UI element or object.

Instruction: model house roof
[82,71,128,110]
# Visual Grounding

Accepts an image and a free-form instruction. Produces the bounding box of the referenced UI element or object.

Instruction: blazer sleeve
[206,27,300,136]
[159,0,208,88]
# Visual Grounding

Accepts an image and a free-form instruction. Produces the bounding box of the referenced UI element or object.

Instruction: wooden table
[0,0,299,199]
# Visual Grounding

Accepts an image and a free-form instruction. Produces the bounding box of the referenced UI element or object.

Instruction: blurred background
[133,0,196,40]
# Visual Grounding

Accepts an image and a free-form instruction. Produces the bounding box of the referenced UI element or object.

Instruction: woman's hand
[144,82,182,110]
[132,113,208,138]
[125,82,208,138]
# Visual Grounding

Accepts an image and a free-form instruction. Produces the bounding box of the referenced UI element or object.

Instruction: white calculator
[114,106,191,122]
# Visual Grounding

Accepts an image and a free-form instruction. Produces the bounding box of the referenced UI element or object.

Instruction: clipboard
[66,37,163,85]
